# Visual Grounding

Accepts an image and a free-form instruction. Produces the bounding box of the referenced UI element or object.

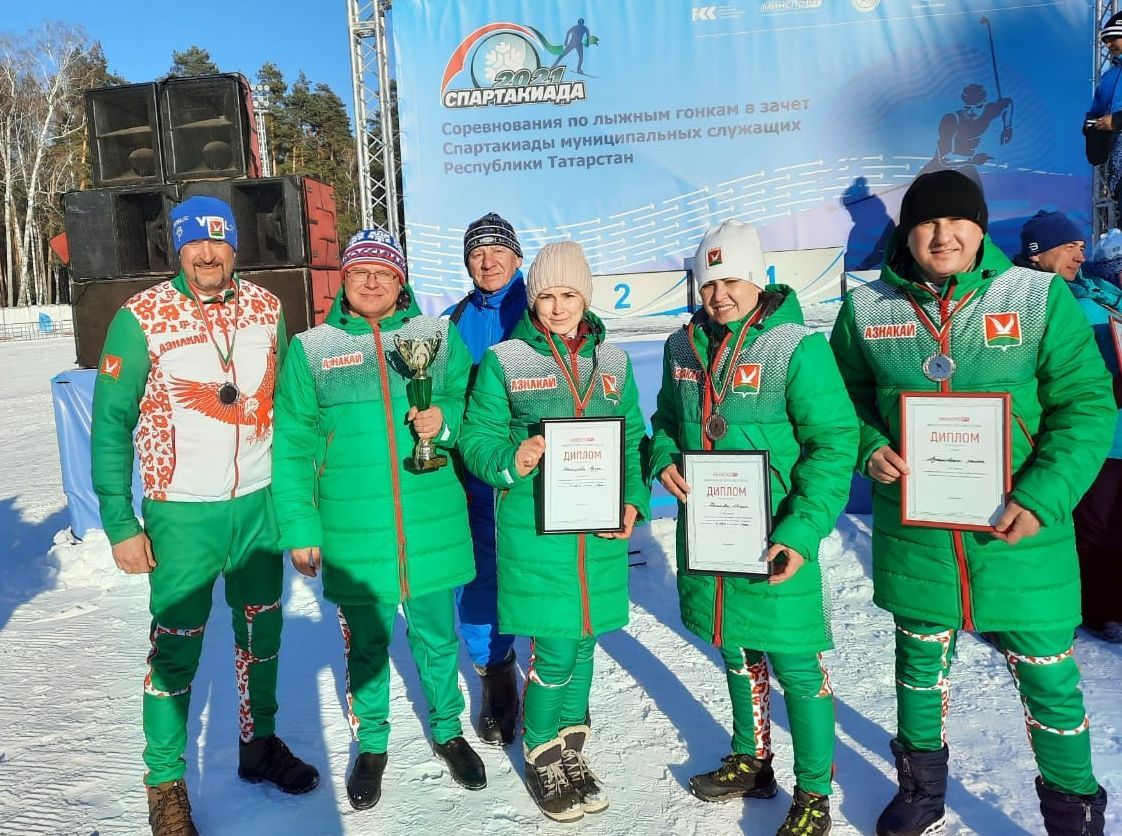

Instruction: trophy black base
[407,454,448,474]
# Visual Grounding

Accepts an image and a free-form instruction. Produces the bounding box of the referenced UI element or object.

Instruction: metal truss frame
[348,0,402,238]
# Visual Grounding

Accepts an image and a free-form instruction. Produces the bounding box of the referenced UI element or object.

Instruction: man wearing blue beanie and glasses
[92,195,318,836]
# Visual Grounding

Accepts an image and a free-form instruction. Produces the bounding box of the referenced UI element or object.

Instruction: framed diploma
[538,417,625,534]
[900,392,1012,531]
[682,450,772,578]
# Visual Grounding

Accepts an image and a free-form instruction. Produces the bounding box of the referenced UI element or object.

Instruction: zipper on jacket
[231,412,241,499]
[318,431,335,477]
[372,324,411,600]
[951,530,974,632]
[942,318,974,632]
[699,391,725,648]
[577,535,593,637]
[1012,413,1035,449]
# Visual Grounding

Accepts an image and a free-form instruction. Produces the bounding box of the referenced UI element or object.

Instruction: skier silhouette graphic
[553,18,591,74]
[922,83,1014,174]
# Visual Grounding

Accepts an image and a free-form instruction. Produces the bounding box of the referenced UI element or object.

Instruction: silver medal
[922,353,956,382]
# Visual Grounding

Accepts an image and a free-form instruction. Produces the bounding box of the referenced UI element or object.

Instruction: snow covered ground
[1,336,1119,836]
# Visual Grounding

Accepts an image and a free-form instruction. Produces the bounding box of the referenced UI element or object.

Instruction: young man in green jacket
[649,220,858,836]
[91,196,318,836]
[830,171,1114,836]
[272,229,485,811]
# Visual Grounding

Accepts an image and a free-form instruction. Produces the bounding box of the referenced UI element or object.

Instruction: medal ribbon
[544,329,598,417]
[192,288,240,375]
[687,306,765,415]
[904,285,978,351]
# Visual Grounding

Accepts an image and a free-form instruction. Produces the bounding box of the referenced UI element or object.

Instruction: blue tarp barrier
[51,369,142,540]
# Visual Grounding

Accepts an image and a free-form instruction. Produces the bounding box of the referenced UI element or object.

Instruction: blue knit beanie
[170,196,238,252]
[1019,211,1083,259]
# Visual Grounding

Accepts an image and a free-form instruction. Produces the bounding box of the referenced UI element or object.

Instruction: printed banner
[391,0,1092,315]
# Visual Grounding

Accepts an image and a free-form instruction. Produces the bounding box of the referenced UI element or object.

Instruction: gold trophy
[395,335,447,472]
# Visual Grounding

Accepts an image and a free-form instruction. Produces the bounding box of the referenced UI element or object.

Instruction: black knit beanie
[463,212,522,264]
[1102,12,1122,42]
[897,170,988,242]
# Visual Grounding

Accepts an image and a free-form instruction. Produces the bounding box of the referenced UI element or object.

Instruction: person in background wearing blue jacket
[445,212,527,743]
[1016,211,1122,644]
[1088,13,1122,219]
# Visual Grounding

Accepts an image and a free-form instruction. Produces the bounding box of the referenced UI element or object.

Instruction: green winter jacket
[649,286,858,654]
[459,310,650,639]
[272,287,476,606]
[829,237,1116,632]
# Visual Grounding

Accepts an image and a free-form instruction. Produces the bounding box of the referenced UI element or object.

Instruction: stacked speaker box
[181,177,340,269]
[62,186,180,278]
[67,73,341,369]
[160,74,261,182]
[85,82,163,187]
[71,269,341,370]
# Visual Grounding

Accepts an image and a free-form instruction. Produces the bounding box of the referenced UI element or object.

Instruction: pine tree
[169,45,219,77]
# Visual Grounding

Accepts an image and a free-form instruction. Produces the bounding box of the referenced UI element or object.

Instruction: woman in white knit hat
[459,241,649,822]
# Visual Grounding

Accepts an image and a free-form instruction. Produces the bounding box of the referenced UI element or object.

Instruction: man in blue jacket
[446,212,526,743]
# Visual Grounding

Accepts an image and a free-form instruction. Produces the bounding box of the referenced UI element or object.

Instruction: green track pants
[142,488,283,786]
[721,646,835,796]
[523,636,596,750]
[894,617,1098,795]
[337,588,465,753]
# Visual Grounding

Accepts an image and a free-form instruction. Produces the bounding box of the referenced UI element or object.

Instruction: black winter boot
[560,724,608,813]
[1036,776,1107,836]
[475,652,519,745]
[777,788,832,836]
[238,735,320,794]
[346,752,388,810]
[875,739,948,836]
[525,738,583,822]
[688,753,778,803]
[432,735,487,790]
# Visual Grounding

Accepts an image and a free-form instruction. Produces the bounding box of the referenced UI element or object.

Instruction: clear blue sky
[1,1,356,117]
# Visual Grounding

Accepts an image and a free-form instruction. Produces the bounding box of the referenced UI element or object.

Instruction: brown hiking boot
[146,779,198,836]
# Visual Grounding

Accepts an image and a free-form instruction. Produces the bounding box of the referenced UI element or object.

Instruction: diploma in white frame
[682,450,772,578]
[538,417,625,535]
[900,392,1012,531]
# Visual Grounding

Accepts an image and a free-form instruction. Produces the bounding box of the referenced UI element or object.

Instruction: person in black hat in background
[1088,13,1122,218]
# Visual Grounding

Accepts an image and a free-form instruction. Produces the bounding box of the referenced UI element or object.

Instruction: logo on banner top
[441,18,599,109]
[761,0,823,12]
[983,312,1022,348]
[852,0,880,10]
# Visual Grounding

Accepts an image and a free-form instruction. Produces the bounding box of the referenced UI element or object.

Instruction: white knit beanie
[692,220,768,287]
[526,241,593,307]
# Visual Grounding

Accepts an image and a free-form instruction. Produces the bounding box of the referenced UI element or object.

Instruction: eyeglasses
[346,269,400,284]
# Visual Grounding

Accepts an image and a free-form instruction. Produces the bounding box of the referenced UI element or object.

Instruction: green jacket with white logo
[458,310,650,640]
[829,237,1115,631]
[649,286,858,654]
[271,287,476,605]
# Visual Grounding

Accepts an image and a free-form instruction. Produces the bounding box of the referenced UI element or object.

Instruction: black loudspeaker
[182,177,340,270]
[85,82,163,187]
[160,74,259,182]
[62,186,179,279]
[242,268,342,338]
[72,277,162,368]
[70,269,340,368]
